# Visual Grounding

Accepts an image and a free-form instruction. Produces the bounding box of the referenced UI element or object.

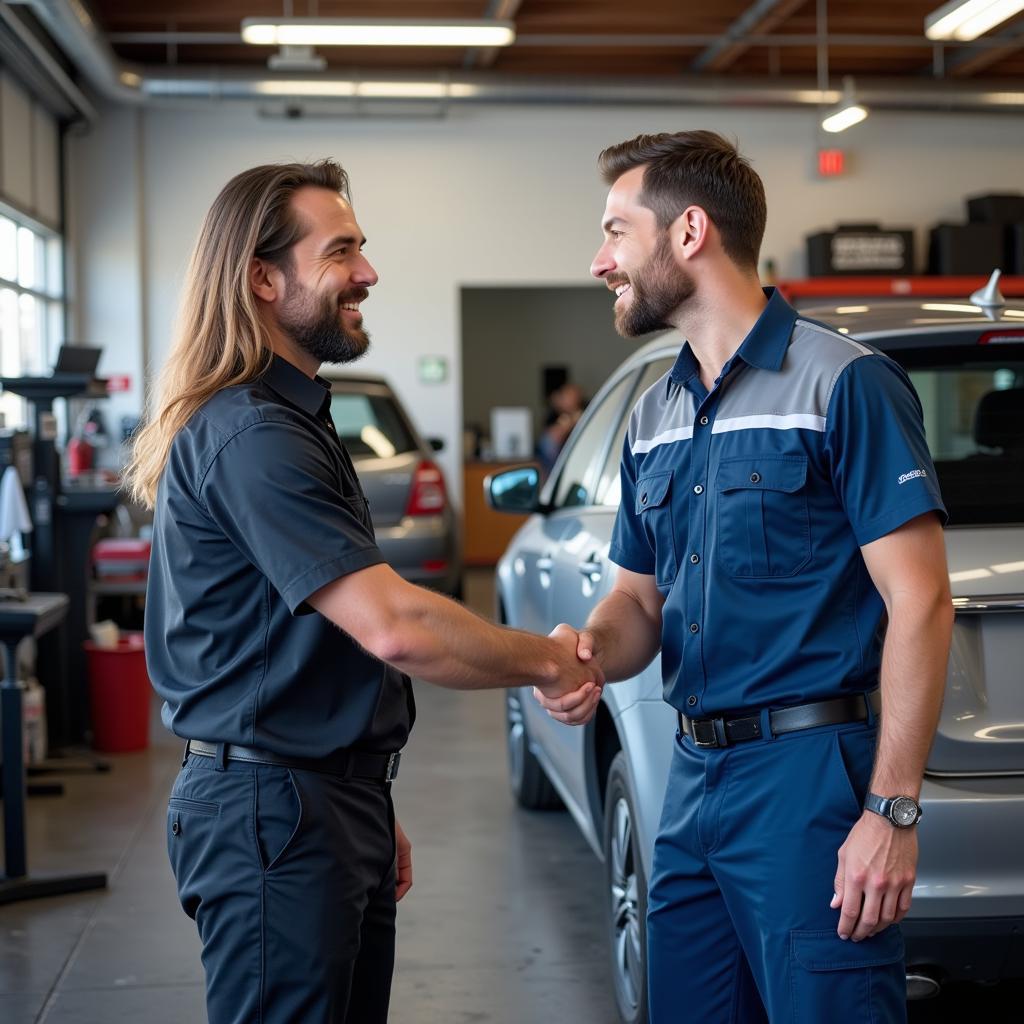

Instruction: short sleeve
[200,418,384,613]
[608,431,657,574]
[825,354,947,546]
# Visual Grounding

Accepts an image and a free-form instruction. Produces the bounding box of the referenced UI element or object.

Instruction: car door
[537,358,677,810]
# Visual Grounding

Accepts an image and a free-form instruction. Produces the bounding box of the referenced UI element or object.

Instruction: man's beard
[615,233,695,338]
[278,272,370,365]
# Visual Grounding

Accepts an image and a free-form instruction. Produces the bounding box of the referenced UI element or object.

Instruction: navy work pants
[647,720,907,1023]
[167,752,397,1024]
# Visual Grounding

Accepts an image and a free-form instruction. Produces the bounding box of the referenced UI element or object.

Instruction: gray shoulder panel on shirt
[627,320,880,455]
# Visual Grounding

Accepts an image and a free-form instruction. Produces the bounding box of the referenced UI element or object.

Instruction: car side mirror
[428,437,445,452]
[486,466,542,514]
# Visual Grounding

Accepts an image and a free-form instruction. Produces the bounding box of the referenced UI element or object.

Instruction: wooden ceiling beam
[946,24,1024,77]
[692,0,807,73]
[464,0,522,69]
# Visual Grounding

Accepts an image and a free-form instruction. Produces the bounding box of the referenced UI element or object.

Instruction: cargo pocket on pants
[790,925,905,1023]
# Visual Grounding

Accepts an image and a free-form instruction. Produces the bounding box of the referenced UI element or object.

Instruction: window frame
[0,201,66,428]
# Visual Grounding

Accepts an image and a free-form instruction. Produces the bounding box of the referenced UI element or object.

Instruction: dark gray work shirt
[145,355,414,757]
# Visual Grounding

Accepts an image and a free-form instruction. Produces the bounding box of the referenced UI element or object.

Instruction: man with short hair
[130,161,601,1024]
[537,131,954,1022]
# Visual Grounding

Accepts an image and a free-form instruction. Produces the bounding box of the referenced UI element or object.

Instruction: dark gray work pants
[167,751,397,1023]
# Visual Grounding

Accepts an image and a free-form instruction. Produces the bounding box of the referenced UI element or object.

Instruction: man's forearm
[869,591,954,799]
[367,584,567,692]
[585,589,662,682]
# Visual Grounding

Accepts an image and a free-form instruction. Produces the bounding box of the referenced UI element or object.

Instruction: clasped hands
[532,623,603,726]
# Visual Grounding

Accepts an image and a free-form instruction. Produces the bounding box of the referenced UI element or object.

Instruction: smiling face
[590,165,695,337]
[274,186,379,365]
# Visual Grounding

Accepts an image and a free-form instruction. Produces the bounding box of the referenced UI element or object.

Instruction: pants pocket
[790,926,906,1023]
[833,726,878,820]
[255,768,304,873]
[167,796,222,921]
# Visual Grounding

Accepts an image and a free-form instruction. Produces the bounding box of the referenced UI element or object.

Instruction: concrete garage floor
[0,567,1019,1023]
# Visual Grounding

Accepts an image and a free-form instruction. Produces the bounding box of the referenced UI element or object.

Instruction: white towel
[0,465,32,553]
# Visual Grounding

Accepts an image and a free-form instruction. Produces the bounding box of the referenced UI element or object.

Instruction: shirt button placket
[683,398,714,714]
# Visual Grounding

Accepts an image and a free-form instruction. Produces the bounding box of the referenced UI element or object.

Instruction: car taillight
[405,460,447,517]
[978,329,1024,344]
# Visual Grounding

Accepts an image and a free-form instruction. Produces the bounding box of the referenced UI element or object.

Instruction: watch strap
[864,791,921,827]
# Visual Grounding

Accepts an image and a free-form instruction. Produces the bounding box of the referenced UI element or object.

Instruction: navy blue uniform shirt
[146,355,414,756]
[609,288,947,717]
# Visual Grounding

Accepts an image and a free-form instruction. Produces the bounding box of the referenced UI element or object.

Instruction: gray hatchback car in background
[325,373,461,596]
[489,294,1024,1023]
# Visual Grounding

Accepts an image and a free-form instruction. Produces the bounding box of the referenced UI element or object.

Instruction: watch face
[890,797,920,827]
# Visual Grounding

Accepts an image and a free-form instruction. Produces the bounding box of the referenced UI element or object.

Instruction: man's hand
[395,819,413,902]
[532,623,604,726]
[831,813,917,941]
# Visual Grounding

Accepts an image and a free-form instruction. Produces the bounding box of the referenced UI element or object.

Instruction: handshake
[531,623,605,727]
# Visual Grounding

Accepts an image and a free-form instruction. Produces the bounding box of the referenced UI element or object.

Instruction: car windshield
[329,391,417,458]
[887,343,1024,526]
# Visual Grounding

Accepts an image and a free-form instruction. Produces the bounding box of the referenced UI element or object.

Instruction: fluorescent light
[241,18,515,48]
[921,303,982,312]
[357,81,479,99]
[925,0,1024,41]
[254,81,356,97]
[821,103,867,133]
[835,305,870,314]
[251,80,478,100]
[821,76,868,134]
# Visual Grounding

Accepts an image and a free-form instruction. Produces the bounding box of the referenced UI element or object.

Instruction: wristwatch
[864,792,922,828]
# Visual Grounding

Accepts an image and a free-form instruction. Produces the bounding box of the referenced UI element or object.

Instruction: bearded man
[128,161,601,1024]
[536,132,953,1023]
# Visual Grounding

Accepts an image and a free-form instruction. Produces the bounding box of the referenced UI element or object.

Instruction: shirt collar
[669,286,798,384]
[262,354,332,416]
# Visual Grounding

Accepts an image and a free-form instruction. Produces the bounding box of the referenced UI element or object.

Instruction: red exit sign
[818,149,845,177]
[106,375,132,392]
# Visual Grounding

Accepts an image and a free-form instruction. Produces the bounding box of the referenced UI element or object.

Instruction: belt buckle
[385,752,400,782]
[691,719,719,748]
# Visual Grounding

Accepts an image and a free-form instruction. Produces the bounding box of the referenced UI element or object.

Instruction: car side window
[552,371,638,510]
[596,356,675,508]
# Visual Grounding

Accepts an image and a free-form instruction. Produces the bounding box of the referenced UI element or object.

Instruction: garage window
[0,206,64,429]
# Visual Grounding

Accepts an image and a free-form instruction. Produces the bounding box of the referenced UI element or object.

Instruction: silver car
[325,373,461,596]
[489,297,1024,1022]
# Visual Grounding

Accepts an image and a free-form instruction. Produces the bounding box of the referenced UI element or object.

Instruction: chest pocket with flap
[636,469,678,587]
[716,455,810,578]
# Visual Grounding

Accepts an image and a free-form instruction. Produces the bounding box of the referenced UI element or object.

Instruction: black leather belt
[678,690,881,749]
[185,740,401,782]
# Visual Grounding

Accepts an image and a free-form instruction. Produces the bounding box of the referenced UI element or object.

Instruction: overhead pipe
[19,0,1024,115]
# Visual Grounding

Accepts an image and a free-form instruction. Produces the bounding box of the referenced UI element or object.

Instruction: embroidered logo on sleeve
[897,469,928,485]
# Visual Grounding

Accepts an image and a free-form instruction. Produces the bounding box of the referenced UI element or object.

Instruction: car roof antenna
[969,269,1006,313]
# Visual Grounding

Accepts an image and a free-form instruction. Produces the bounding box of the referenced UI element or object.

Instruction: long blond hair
[125,160,349,508]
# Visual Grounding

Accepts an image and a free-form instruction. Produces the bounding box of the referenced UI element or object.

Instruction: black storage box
[967,193,1024,224]
[806,224,914,276]
[927,223,1005,275]
[1010,224,1024,275]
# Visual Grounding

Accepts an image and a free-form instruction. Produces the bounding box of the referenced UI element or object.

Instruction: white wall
[67,101,1024,501]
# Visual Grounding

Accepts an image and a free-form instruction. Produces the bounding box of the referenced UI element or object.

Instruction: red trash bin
[85,633,151,753]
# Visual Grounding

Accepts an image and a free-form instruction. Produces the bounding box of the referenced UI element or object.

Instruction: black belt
[678,690,880,749]
[185,740,401,782]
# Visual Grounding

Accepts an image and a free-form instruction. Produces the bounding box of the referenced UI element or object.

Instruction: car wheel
[604,751,648,1024]
[505,691,562,810]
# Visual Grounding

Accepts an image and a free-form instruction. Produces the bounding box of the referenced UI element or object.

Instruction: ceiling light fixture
[251,80,480,100]
[925,0,1024,41]
[820,77,868,134]
[241,18,516,48]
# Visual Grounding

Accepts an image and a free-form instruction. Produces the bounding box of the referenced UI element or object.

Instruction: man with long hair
[535,132,953,1022]
[127,161,601,1024]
